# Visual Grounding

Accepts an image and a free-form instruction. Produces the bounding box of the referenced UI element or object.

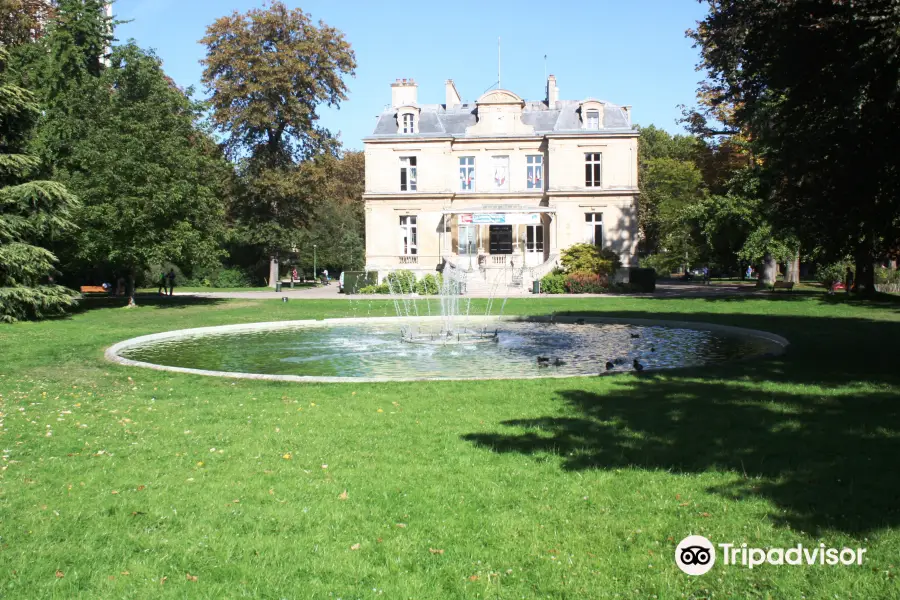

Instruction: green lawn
[1,293,899,598]
[135,285,316,294]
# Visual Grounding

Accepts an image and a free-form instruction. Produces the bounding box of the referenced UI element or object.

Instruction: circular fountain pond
[106,316,787,382]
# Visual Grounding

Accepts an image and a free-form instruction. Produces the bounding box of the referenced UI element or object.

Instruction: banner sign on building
[459,213,541,225]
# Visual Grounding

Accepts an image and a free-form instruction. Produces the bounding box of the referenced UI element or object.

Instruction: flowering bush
[564,272,609,294]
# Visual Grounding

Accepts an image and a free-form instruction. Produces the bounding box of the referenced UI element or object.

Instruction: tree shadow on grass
[72,293,226,314]
[463,309,900,535]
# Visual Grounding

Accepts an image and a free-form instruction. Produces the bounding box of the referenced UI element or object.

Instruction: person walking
[166,268,176,296]
[702,266,710,285]
[322,268,329,285]
[158,271,167,295]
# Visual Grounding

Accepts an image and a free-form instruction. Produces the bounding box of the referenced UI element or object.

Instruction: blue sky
[113,0,708,151]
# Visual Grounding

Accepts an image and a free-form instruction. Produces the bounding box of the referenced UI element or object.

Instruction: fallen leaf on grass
[110,490,118,495]
[186,573,198,582]
[429,548,444,555]
[700,512,711,517]
[137,485,145,491]
[338,490,348,500]
[55,570,64,578]
[468,575,479,582]
[160,576,167,585]
[679,502,690,507]
[121,571,130,576]
[395,523,407,528]
[282,453,292,460]
[350,543,361,551]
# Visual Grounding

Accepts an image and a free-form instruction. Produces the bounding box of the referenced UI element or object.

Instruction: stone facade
[363,76,639,285]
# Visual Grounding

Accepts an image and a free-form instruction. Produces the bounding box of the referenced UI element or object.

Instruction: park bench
[771,281,794,292]
[80,285,107,294]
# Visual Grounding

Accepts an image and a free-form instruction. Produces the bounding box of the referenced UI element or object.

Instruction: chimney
[391,78,418,108]
[546,74,558,107]
[445,79,461,108]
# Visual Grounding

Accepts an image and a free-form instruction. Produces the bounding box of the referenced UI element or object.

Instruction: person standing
[166,268,176,296]
[322,268,329,285]
[844,266,854,294]
[158,271,167,295]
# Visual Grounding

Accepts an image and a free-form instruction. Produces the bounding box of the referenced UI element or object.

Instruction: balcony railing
[399,255,418,265]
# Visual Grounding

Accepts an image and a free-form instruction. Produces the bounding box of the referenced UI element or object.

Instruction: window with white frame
[400,156,417,191]
[459,156,475,191]
[401,113,415,134]
[526,224,544,252]
[585,153,602,187]
[458,224,477,255]
[400,215,417,255]
[585,109,600,130]
[585,213,603,246]
[491,155,509,192]
[526,155,543,190]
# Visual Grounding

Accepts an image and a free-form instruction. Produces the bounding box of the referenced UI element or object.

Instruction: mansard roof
[367,98,634,139]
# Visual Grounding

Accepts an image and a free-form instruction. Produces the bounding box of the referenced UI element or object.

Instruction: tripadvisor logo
[675,536,867,575]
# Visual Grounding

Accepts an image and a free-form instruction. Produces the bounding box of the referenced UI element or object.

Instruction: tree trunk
[758,253,777,287]
[268,256,279,289]
[126,268,137,307]
[785,252,801,284]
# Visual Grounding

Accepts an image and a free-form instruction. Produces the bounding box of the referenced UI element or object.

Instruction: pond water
[117,319,782,380]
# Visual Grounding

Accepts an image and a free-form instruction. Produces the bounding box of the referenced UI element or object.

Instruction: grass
[1,293,899,598]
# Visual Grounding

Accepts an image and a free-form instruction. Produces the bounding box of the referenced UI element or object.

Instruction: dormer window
[579,100,604,130]
[402,113,415,134]
[397,106,419,134]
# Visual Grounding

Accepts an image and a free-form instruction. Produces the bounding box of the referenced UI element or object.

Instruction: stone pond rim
[104,315,790,384]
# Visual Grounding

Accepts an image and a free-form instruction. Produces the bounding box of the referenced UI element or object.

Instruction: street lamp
[313,244,317,281]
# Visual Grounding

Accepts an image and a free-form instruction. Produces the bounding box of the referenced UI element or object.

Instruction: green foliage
[818,261,853,288]
[692,0,900,293]
[639,253,680,277]
[341,271,378,294]
[628,268,657,293]
[201,1,356,163]
[415,273,442,295]
[563,272,608,294]
[560,243,621,276]
[539,272,567,294]
[34,41,230,294]
[875,266,900,286]
[201,1,358,261]
[383,270,416,293]
[358,283,389,294]
[0,47,79,322]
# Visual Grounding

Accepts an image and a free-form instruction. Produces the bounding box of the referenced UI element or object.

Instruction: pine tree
[0,46,79,322]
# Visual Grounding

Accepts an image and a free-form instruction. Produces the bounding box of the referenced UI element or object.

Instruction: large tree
[54,43,229,299]
[0,0,56,47]
[0,46,78,322]
[201,1,356,285]
[692,0,900,294]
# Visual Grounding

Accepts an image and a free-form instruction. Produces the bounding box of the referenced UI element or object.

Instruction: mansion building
[363,75,639,290]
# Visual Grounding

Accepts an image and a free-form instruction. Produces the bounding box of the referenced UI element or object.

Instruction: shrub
[342,271,378,294]
[875,266,900,285]
[383,270,416,293]
[539,272,567,294]
[560,243,622,276]
[415,273,443,295]
[359,283,390,294]
[564,272,608,294]
[628,267,657,293]
[213,268,251,288]
[818,261,852,288]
